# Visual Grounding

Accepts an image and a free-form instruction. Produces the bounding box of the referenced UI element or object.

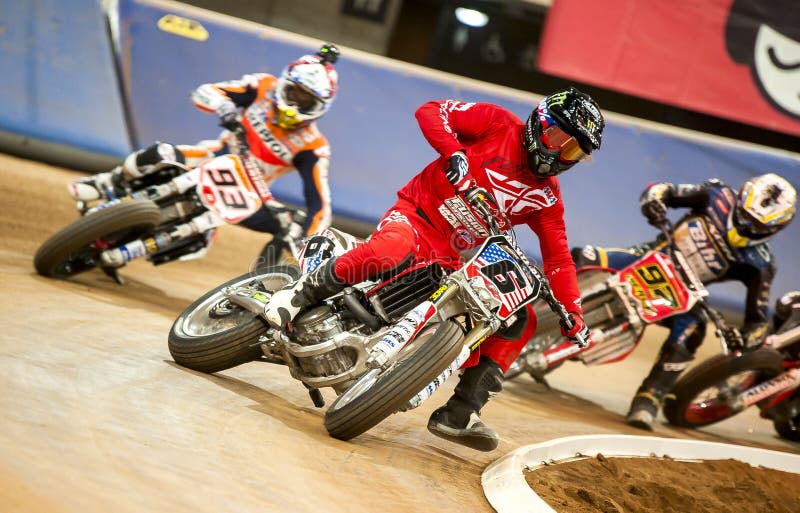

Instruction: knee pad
[665,313,707,354]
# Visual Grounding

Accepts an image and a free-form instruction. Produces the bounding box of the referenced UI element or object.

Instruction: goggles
[733,207,773,236]
[540,124,589,163]
[284,82,321,113]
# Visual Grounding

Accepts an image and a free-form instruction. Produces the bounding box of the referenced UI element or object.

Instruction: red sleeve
[526,180,582,315]
[414,100,508,158]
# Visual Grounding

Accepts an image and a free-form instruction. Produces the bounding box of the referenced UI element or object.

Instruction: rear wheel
[34,199,161,278]
[168,265,300,373]
[664,349,785,428]
[324,320,465,441]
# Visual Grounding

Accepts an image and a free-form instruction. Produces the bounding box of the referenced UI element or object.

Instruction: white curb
[481,434,800,513]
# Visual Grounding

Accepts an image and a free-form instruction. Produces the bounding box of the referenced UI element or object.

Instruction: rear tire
[34,199,161,278]
[168,265,301,373]
[324,320,465,441]
[664,349,784,428]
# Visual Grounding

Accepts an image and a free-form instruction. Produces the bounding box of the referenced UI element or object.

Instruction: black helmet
[523,87,604,178]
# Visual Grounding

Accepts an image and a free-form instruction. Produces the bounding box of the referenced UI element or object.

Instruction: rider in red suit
[267,87,605,451]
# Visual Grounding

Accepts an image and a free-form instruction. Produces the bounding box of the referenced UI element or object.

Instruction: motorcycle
[167,187,588,441]
[664,293,800,441]
[33,131,303,284]
[505,220,739,385]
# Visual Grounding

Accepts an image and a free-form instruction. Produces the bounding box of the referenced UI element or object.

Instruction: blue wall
[116,0,800,304]
[1,0,799,307]
[0,0,130,156]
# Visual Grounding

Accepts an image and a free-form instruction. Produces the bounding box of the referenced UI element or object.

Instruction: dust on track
[0,153,795,513]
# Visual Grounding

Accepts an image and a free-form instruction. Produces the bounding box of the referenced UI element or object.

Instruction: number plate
[197,155,262,224]
[463,236,541,320]
[616,251,693,323]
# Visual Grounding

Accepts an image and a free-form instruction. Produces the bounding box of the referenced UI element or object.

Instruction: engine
[290,305,356,378]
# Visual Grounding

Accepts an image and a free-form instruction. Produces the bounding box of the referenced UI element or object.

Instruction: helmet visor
[733,206,774,237]
[284,82,322,113]
[541,125,589,163]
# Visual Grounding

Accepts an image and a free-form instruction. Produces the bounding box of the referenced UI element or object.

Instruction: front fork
[403,323,494,411]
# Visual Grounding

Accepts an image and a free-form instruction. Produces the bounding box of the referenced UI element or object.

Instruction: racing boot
[68,142,185,202]
[264,258,346,329]
[625,344,695,430]
[428,356,503,452]
[68,166,128,201]
[625,392,662,431]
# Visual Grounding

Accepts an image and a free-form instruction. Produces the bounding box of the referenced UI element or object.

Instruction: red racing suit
[187,73,332,236]
[332,100,583,371]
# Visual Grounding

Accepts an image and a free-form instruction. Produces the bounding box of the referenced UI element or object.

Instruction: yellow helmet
[727,173,797,247]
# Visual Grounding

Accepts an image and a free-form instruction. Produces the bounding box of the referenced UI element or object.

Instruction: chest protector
[673,216,731,282]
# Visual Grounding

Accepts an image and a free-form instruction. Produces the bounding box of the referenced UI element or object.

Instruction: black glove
[720,324,745,351]
[640,198,667,226]
[444,151,475,193]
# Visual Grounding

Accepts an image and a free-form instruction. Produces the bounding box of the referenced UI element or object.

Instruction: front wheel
[34,199,161,278]
[324,320,465,441]
[168,265,301,373]
[664,349,784,428]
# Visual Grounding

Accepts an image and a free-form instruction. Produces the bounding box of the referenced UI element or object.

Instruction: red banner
[538,0,800,137]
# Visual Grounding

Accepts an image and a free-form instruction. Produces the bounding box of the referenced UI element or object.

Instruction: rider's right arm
[414,101,511,159]
[190,73,273,116]
[642,182,710,209]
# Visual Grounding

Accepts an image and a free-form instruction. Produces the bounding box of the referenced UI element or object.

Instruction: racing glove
[561,311,590,346]
[444,151,476,193]
[742,322,769,350]
[720,324,745,351]
[217,102,243,133]
[640,198,668,227]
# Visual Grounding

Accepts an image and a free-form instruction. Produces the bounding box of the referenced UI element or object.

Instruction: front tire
[664,349,784,428]
[34,199,161,278]
[168,265,301,373]
[324,320,465,441]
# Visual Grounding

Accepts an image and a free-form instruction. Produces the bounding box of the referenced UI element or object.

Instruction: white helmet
[273,44,339,130]
[727,173,797,247]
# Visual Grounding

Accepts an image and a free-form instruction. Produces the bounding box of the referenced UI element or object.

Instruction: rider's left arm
[293,148,332,236]
[526,195,582,315]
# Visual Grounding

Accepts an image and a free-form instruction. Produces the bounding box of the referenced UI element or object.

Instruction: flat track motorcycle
[33,131,302,283]
[505,220,739,384]
[664,293,800,441]
[168,187,588,441]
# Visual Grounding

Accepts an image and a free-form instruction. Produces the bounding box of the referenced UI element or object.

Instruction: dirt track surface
[0,153,796,513]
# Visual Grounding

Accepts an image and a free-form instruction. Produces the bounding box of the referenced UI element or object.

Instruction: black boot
[428,356,504,451]
[264,258,346,329]
[626,344,694,430]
